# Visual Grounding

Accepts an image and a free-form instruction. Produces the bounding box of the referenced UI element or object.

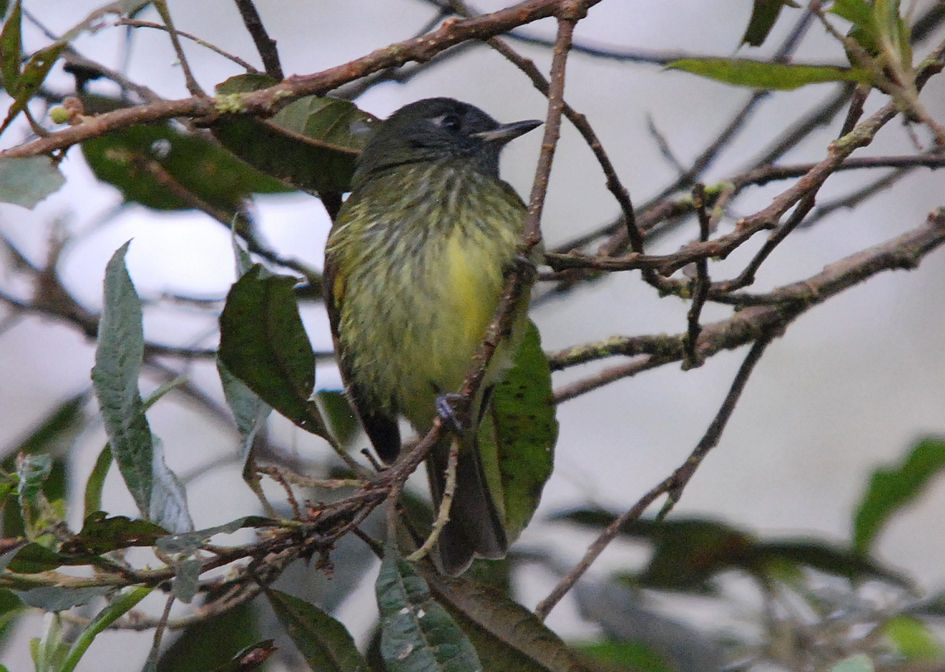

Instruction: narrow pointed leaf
[266,589,367,672]
[219,265,324,435]
[217,359,271,467]
[853,437,945,553]
[741,0,797,47]
[92,241,152,517]
[481,321,556,542]
[1,40,65,132]
[0,0,22,90]
[59,586,152,672]
[421,567,595,672]
[82,446,112,520]
[92,242,192,532]
[668,58,871,90]
[376,545,481,672]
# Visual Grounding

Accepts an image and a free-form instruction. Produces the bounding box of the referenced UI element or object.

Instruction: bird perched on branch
[324,97,540,574]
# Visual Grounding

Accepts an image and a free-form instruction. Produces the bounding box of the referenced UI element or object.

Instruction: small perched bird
[324,97,540,575]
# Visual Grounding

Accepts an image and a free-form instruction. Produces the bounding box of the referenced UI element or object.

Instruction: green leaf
[266,589,367,672]
[5,542,87,573]
[668,58,871,90]
[884,615,944,661]
[556,511,907,588]
[831,0,874,30]
[315,390,361,448]
[829,654,874,672]
[15,585,114,611]
[213,74,378,197]
[376,544,481,672]
[218,265,325,435]
[481,321,556,542]
[0,0,21,90]
[0,156,66,208]
[0,589,26,650]
[854,437,945,553]
[421,566,596,672]
[59,586,152,672]
[15,453,60,539]
[91,242,192,532]
[91,241,151,516]
[741,0,798,47]
[81,122,290,212]
[31,612,67,672]
[61,512,167,555]
[156,601,261,672]
[0,40,65,132]
[82,446,112,520]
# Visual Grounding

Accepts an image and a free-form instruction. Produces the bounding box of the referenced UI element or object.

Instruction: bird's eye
[437,113,462,132]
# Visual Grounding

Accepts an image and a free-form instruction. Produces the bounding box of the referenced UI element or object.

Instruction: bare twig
[233,0,283,80]
[536,332,774,619]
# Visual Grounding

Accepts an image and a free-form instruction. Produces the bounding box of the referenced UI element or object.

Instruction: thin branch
[535,332,774,620]
[116,18,260,72]
[233,0,283,80]
[153,0,205,97]
[682,184,712,368]
[1,0,600,159]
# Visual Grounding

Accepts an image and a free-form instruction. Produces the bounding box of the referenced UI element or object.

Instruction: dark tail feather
[426,435,507,576]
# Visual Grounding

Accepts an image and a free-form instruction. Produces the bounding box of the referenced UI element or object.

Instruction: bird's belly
[344,227,508,429]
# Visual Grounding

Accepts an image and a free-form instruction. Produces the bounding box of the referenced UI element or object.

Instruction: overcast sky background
[2,1,945,669]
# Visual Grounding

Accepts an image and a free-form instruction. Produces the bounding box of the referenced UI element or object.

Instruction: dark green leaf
[81,122,290,212]
[741,0,798,47]
[316,390,360,447]
[219,265,325,435]
[0,40,65,132]
[854,437,945,553]
[557,511,907,588]
[376,544,481,672]
[59,586,152,672]
[0,156,65,208]
[213,74,378,196]
[157,601,261,672]
[421,566,596,672]
[61,512,167,555]
[266,589,367,671]
[15,585,113,611]
[668,58,871,90]
[5,542,88,573]
[482,321,556,542]
[0,0,21,90]
[82,446,112,520]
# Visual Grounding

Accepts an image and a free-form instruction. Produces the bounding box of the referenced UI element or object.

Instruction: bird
[323,97,541,575]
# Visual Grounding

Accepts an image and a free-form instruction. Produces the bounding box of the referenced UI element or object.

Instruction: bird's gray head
[353,97,541,182]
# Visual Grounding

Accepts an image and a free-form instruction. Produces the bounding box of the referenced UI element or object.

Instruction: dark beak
[472,119,542,144]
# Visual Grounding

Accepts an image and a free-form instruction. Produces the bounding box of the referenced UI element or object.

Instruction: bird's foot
[435,393,471,433]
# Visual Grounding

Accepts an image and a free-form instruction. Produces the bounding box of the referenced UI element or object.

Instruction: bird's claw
[436,393,470,433]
